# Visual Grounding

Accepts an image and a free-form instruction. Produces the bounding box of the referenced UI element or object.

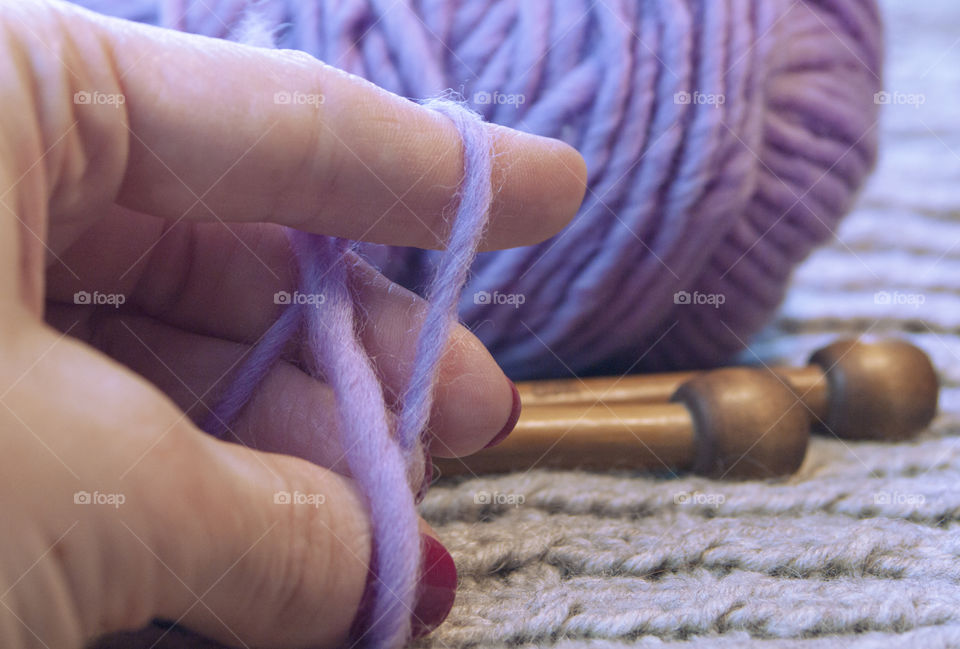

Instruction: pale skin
[0,1,587,648]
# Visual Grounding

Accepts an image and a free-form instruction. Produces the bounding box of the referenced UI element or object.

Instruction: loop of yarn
[200,99,493,648]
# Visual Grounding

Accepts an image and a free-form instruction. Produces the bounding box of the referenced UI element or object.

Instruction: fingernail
[411,534,457,639]
[484,380,521,449]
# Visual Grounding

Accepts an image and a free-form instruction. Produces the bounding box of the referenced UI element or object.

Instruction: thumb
[103,431,455,647]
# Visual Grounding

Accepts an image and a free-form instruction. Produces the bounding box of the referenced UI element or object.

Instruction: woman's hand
[0,1,586,647]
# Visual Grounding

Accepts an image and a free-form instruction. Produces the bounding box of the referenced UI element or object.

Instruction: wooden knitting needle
[515,339,939,441]
[433,368,810,479]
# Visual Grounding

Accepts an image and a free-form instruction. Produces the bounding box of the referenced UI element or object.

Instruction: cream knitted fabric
[414,1,960,647]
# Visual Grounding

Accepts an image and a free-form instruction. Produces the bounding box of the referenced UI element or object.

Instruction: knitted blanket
[415,1,960,647]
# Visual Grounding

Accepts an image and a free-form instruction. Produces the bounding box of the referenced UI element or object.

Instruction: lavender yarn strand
[201,303,302,439]
[291,100,491,647]
[288,233,419,649]
[395,100,492,456]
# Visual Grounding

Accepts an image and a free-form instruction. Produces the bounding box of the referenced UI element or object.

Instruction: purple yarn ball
[75,0,882,379]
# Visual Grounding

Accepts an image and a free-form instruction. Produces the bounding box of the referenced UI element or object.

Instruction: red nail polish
[411,534,457,639]
[484,380,521,449]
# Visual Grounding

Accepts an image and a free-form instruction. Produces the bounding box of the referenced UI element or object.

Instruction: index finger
[43,1,588,250]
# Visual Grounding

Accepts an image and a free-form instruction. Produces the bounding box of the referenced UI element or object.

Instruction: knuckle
[0,0,130,223]
[245,456,371,645]
[257,460,340,625]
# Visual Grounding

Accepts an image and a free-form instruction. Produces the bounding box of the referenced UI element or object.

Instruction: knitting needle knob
[433,368,809,479]
[805,339,938,440]
[672,367,809,478]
